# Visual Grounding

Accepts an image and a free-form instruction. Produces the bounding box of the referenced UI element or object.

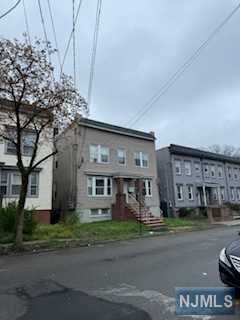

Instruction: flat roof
[77,118,155,141]
[160,144,240,165]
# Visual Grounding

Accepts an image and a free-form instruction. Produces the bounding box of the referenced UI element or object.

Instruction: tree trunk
[15,175,29,249]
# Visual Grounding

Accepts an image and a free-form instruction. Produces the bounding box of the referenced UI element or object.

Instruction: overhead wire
[127,2,240,127]
[72,0,76,86]
[22,0,31,44]
[0,0,21,20]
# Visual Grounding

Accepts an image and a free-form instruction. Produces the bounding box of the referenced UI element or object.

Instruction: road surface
[0,226,239,320]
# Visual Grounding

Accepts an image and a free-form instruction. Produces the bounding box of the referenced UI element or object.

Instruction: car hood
[226,239,240,257]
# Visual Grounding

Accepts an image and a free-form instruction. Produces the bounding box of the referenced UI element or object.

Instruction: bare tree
[203,144,240,157]
[0,38,87,248]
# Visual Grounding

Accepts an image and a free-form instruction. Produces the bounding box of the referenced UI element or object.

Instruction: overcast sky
[1,0,240,148]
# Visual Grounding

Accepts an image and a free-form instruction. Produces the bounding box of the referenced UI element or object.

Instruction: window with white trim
[0,171,39,197]
[90,208,110,216]
[187,185,194,201]
[194,162,201,175]
[212,188,218,201]
[228,167,232,179]
[210,165,216,178]
[204,164,209,177]
[117,148,126,165]
[234,168,238,180]
[89,145,110,164]
[175,160,181,175]
[134,152,149,168]
[237,188,240,201]
[230,187,235,201]
[143,179,152,197]
[176,184,183,201]
[218,166,223,178]
[87,176,112,197]
[220,187,225,201]
[5,130,35,156]
[184,161,192,176]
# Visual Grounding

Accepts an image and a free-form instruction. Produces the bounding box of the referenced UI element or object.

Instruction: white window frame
[228,167,232,179]
[143,179,152,197]
[237,188,240,201]
[230,187,235,201]
[234,168,238,180]
[175,160,181,175]
[117,148,126,166]
[187,185,194,201]
[210,165,216,178]
[176,184,183,201]
[184,161,192,176]
[194,162,201,175]
[90,208,110,216]
[220,187,225,201]
[212,188,218,201]
[204,164,209,177]
[218,166,223,178]
[87,176,112,197]
[89,144,110,164]
[134,151,149,168]
[5,130,35,157]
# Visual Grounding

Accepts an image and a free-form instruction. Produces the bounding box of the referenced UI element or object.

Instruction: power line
[0,0,21,20]
[127,2,240,127]
[60,0,83,75]
[72,0,76,86]
[47,0,62,68]
[87,0,102,108]
[37,0,51,63]
[22,0,31,44]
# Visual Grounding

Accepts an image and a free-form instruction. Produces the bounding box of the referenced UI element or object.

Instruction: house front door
[123,181,129,203]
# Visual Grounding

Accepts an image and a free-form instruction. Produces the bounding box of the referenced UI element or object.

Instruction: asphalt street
[0,226,240,320]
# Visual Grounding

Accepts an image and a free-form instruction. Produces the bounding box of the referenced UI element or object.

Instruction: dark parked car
[219,236,240,288]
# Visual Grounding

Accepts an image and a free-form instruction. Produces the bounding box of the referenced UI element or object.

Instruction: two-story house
[157,144,240,216]
[0,99,53,223]
[54,118,163,228]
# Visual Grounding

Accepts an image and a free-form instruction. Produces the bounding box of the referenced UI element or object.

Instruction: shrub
[63,211,79,225]
[178,207,194,218]
[225,202,240,212]
[0,202,38,235]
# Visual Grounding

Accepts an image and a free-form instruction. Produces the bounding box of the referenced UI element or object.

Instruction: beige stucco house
[54,117,163,227]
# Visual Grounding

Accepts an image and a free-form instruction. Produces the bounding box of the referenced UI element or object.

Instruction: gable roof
[166,144,240,165]
[77,118,155,141]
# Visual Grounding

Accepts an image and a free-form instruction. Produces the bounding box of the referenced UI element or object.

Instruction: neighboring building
[156,144,240,216]
[0,100,53,223]
[54,118,162,226]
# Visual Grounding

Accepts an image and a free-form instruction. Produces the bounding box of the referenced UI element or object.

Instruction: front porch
[197,184,223,207]
[111,175,164,230]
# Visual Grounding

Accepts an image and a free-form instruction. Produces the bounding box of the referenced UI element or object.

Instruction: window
[176,184,183,201]
[143,179,152,197]
[220,187,225,201]
[89,145,110,164]
[0,171,39,197]
[228,167,232,179]
[230,187,235,201]
[29,173,38,196]
[234,168,238,180]
[90,208,110,216]
[11,172,21,195]
[204,164,209,177]
[5,130,35,156]
[237,188,240,201]
[184,161,192,176]
[134,152,149,168]
[87,176,112,197]
[218,166,223,178]
[0,171,8,195]
[194,162,201,175]
[187,185,194,201]
[117,149,126,165]
[212,188,218,201]
[210,165,215,178]
[175,160,181,175]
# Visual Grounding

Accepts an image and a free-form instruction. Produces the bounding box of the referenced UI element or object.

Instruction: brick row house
[53,118,163,229]
[0,100,53,223]
[156,144,240,216]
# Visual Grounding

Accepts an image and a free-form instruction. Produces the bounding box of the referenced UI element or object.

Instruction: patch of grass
[165,217,208,229]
